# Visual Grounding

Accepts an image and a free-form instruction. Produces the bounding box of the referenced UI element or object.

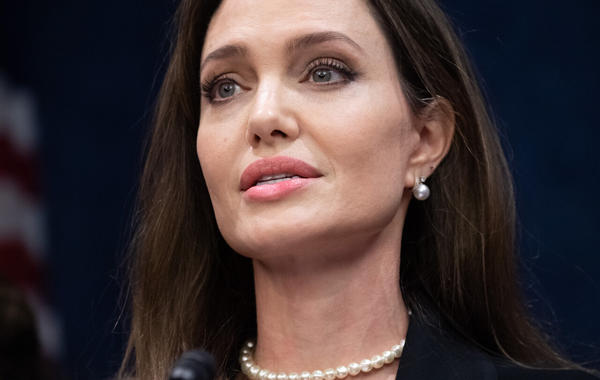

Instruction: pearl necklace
[239,339,406,380]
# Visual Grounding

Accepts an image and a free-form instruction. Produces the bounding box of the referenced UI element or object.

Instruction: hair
[119,0,589,379]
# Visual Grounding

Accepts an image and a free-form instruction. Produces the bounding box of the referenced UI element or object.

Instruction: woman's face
[197,0,421,259]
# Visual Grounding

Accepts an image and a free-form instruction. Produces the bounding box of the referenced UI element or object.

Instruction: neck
[250,230,409,379]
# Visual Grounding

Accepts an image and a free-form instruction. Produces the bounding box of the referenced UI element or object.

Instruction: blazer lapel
[396,312,497,380]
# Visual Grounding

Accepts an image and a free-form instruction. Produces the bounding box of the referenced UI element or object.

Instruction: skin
[196,0,454,378]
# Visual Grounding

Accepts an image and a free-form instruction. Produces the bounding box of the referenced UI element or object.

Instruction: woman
[119,0,597,379]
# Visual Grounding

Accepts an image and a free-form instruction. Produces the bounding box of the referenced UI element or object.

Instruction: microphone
[168,350,216,380]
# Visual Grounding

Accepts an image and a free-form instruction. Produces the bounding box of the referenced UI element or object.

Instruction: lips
[240,156,322,191]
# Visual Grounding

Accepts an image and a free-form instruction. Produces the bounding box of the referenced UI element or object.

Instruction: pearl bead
[359,359,372,373]
[382,351,395,364]
[347,363,361,376]
[335,366,348,379]
[324,368,336,380]
[239,336,408,380]
[391,344,404,358]
[259,369,269,380]
[412,183,430,200]
[371,355,384,369]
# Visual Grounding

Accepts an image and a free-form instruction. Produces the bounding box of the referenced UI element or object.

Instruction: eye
[215,80,240,99]
[201,75,242,104]
[305,57,356,85]
[311,68,345,83]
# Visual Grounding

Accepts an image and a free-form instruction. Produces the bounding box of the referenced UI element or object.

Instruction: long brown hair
[120,0,584,378]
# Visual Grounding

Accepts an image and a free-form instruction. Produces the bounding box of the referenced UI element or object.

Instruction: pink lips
[240,156,322,201]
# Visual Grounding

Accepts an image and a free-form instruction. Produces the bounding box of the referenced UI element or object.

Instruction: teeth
[258,173,294,181]
[256,175,300,186]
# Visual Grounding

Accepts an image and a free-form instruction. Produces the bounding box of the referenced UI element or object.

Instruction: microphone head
[168,350,216,380]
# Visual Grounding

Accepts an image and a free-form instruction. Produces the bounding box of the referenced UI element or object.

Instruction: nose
[246,80,299,148]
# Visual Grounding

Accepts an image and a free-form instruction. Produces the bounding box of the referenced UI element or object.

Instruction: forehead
[202,0,384,59]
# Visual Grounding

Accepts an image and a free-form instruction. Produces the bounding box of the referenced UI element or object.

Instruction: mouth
[254,173,303,186]
[240,156,322,192]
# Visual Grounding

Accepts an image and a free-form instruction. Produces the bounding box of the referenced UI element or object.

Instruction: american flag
[0,75,63,366]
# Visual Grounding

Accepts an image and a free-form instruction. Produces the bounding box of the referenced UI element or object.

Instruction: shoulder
[396,311,598,380]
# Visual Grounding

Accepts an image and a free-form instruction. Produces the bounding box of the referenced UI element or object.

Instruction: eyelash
[304,57,357,83]
[200,74,235,104]
[200,57,356,104]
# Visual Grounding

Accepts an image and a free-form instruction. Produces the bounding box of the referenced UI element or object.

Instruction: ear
[404,97,455,188]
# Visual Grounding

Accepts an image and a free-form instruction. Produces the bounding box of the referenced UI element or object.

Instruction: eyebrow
[200,31,363,75]
[285,31,363,55]
[200,44,248,75]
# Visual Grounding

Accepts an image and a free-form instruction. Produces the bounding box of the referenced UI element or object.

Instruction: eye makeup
[200,56,358,104]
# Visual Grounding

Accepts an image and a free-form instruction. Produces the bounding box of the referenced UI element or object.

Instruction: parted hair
[119,1,583,379]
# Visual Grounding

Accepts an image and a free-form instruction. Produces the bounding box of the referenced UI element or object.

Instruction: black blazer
[396,312,597,379]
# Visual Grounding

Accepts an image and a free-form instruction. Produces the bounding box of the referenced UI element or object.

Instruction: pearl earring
[412,176,430,201]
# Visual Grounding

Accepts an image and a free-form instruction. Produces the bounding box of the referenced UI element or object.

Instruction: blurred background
[0,1,598,379]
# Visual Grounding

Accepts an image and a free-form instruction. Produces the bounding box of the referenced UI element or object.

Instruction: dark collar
[396,312,499,380]
[395,312,597,380]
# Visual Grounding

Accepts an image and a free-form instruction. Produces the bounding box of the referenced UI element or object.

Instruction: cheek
[312,84,415,187]
[197,126,248,254]
[196,126,235,221]
[301,83,417,225]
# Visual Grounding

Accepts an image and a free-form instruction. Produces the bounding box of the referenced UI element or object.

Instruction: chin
[214,194,406,260]
[215,202,313,253]
[220,217,381,263]
[218,214,339,260]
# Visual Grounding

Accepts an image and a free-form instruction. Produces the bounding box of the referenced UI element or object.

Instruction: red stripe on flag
[0,239,43,290]
[0,131,40,196]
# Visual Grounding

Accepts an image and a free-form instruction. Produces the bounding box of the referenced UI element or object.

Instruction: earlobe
[404,97,455,188]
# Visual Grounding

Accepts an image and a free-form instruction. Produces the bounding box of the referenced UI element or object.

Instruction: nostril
[271,130,287,138]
